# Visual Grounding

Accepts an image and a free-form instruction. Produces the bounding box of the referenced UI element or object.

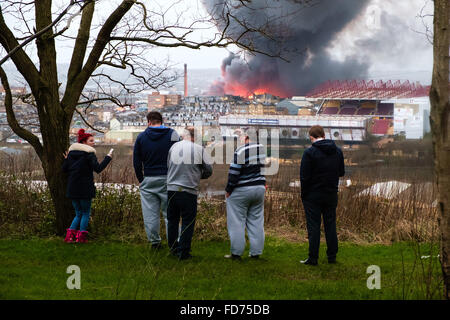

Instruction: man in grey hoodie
[166,127,213,260]
[133,111,180,249]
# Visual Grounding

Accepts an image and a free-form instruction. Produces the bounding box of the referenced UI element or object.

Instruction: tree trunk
[1,1,134,236]
[430,0,450,300]
[39,107,74,236]
[43,157,74,236]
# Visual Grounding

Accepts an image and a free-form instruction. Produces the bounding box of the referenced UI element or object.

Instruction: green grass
[0,238,443,300]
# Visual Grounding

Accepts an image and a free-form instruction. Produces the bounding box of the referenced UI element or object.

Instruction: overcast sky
[328,0,433,84]
[1,0,434,84]
[145,0,434,84]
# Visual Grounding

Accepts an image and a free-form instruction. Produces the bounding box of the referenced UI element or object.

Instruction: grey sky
[150,0,434,84]
[328,0,433,84]
[1,0,434,84]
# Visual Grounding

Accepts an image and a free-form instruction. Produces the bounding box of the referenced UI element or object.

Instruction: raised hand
[107,148,114,158]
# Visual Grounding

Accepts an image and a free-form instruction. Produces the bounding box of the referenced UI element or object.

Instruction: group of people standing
[132,111,267,260]
[62,111,344,265]
[132,112,214,260]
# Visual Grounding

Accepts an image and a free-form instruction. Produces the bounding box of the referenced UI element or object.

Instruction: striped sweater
[225,143,266,194]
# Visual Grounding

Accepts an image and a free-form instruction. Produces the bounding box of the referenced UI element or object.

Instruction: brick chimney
[184,64,188,97]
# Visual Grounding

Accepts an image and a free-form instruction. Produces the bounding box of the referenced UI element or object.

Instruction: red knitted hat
[77,129,93,143]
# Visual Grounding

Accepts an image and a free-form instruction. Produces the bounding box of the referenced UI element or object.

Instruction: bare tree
[0,0,305,234]
[429,0,450,299]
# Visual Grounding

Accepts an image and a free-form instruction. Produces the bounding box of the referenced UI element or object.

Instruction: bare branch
[0,5,41,95]
[65,0,96,88]
[74,107,105,134]
[0,0,79,67]
[0,65,43,157]
[62,0,136,113]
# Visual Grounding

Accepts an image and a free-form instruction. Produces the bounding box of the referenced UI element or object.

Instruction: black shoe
[250,255,260,259]
[179,253,193,260]
[300,258,318,266]
[328,259,337,264]
[151,243,163,250]
[224,254,241,261]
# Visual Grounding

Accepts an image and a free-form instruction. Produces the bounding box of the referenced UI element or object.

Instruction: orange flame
[209,79,290,98]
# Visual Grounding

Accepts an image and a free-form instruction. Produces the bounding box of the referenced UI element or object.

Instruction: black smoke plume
[204,0,371,97]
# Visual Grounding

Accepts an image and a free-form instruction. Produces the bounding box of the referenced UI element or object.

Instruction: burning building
[205,0,371,97]
[205,0,430,102]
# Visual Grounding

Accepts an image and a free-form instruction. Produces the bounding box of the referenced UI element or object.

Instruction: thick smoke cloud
[204,0,371,97]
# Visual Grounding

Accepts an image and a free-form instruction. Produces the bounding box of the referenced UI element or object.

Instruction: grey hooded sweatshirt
[167,139,213,195]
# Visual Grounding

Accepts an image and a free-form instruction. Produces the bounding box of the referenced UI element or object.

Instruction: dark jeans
[302,192,338,261]
[167,191,198,258]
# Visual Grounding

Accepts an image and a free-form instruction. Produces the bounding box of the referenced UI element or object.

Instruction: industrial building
[306,79,431,140]
[219,115,368,142]
[147,92,182,109]
[220,80,431,143]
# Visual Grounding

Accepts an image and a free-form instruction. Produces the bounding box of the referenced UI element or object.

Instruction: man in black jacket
[133,111,180,249]
[300,125,345,265]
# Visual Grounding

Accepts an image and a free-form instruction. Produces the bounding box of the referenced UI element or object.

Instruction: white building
[388,97,431,139]
[219,115,369,142]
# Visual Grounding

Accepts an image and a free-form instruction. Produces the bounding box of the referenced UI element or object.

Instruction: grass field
[0,238,443,300]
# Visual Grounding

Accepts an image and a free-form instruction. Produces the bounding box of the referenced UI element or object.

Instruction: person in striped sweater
[224,134,267,260]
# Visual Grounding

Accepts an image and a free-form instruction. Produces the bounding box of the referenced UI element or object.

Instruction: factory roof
[219,114,369,121]
[306,80,430,100]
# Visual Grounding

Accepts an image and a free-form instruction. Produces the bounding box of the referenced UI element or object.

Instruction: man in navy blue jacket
[300,125,345,265]
[133,111,180,248]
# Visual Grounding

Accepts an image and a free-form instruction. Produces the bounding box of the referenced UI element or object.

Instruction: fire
[208,79,290,99]
[248,89,268,100]
[253,89,268,95]
[225,81,290,98]
[210,51,293,98]
[225,83,285,99]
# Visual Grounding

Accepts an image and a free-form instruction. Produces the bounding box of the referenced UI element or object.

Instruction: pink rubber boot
[64,229,77,243]
[76,230,89,243]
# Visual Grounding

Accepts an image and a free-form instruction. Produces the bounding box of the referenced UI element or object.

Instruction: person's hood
[69,143,96,154]
[312,139,338,155]
[67,143,95,162]
[144,126,171,141]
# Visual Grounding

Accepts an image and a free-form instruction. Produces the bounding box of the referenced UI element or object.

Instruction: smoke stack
[184,63,188,97]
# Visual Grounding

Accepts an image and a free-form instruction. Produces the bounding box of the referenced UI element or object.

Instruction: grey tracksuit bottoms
[140,176,168,244]
[226,185,266,256]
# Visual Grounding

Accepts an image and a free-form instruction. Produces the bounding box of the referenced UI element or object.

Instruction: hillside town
[0,85,315,145]
[1,77,431,148]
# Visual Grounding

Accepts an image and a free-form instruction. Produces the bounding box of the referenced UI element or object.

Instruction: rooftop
[306,80,430,100]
